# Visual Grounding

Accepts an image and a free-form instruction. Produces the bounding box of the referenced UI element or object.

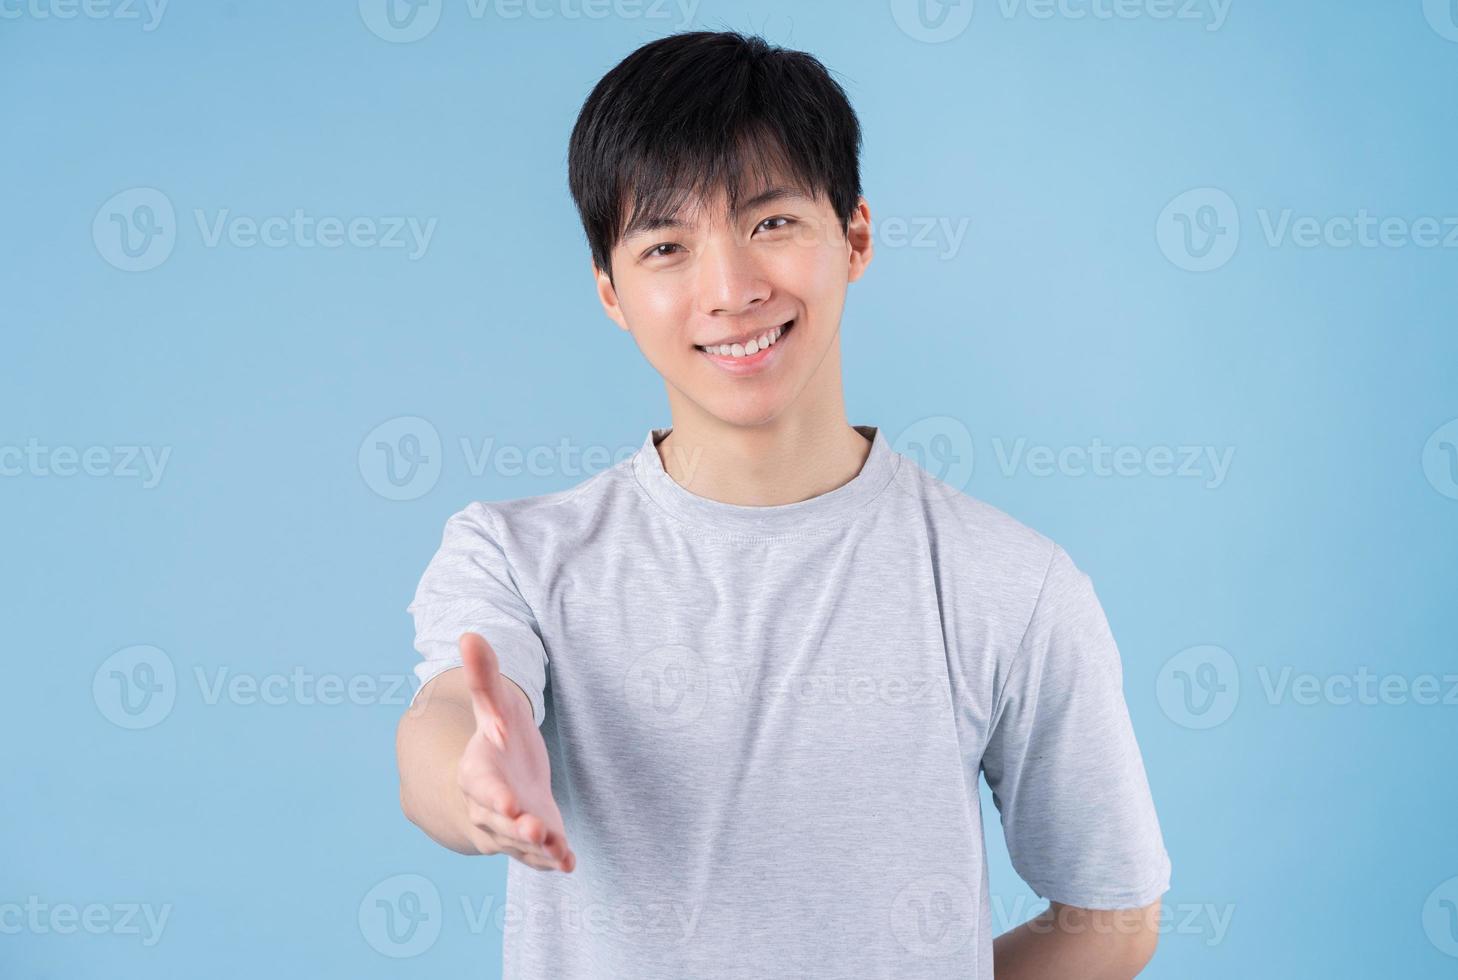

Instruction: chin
[698,392,793,429]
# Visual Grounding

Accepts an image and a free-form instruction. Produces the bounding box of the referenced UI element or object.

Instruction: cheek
[617,278,689,339]
[772,236,845,306]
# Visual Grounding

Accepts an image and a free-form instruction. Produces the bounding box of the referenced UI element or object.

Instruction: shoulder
[890,449,1066,590]
[887,446,1115,648]
[437,452,638,549]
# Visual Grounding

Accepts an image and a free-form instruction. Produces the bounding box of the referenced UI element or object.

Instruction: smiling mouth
[694,319,795,358]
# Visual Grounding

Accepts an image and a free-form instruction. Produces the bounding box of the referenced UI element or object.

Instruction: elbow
[394,711,423,828]
[1049,898,1162,979]
[1118,898,1161,978]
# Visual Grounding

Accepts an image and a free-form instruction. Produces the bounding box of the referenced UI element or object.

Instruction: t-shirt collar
[630,424,900,537]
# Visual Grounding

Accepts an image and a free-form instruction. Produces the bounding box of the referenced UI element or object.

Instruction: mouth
[694,319,795,365]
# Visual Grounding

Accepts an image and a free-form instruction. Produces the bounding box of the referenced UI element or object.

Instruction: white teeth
[702,323,787,358]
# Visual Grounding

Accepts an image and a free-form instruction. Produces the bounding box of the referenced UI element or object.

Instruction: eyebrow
[621,185,806,241]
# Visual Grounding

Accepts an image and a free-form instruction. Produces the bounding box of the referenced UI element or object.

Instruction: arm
[994,899,1161,979]
[981,546,1172,978]
[396,632,575,871]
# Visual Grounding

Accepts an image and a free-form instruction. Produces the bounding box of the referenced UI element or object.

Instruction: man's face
[594,177,873,428]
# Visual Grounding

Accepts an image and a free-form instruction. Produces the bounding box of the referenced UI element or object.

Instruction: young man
[397,30,1171,980]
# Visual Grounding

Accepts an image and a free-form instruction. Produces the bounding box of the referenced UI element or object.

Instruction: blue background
[4,1,1456,976]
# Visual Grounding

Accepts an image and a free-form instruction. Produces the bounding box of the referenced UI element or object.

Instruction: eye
[643,242,683,260]
[757,216,794,233]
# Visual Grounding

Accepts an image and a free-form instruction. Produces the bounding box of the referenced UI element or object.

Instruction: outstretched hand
[454,632,575,872]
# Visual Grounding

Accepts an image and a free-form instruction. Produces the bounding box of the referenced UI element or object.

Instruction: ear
[845,196,874,284]
[593,259,631,332]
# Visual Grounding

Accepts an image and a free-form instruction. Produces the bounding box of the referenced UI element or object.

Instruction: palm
[457,632,574,870]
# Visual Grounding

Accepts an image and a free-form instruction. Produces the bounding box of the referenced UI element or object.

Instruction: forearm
[993,901,1160,980]
[395,676,482,855]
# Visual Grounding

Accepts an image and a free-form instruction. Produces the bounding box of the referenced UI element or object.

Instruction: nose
[696,234,771,318]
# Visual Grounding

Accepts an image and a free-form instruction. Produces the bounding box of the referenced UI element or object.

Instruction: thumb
[459,632,508,750]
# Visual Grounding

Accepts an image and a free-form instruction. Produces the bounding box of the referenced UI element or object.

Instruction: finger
[459,633,508,749]
[459,765,522,821]
[514,813,572,863]
[502,845,563,872]
[466,800,569,863]
[499,842,570,872]
[467,800,544,847]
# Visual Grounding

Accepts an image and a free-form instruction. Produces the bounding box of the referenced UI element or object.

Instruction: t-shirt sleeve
[980,544,1172,909]
[405,501,549,727]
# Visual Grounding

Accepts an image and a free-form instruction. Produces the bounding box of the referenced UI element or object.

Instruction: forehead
[617,181,816,242]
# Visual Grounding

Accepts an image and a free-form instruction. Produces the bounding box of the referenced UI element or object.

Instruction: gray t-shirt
[407,424,1172,979]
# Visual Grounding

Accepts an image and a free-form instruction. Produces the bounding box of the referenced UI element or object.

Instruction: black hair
[567,30,863,283]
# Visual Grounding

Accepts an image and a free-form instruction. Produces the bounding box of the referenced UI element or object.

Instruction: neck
[656,337,872,507]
